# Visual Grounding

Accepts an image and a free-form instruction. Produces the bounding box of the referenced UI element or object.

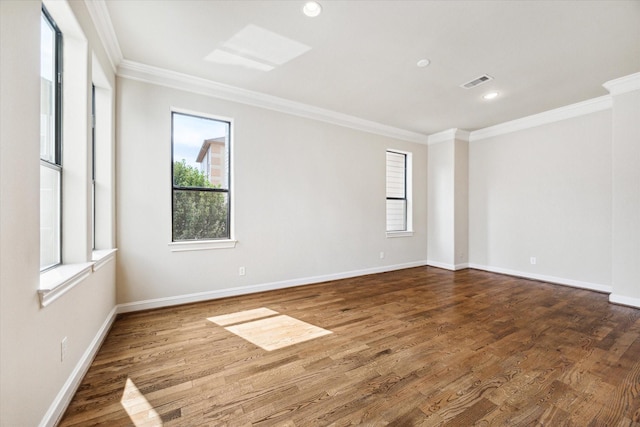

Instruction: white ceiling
[102,0,640,136]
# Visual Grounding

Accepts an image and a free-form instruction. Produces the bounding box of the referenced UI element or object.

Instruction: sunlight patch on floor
[121,377,163,426]
[208,308,332,351]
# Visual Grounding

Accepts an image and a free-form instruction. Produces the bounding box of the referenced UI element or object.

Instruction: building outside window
[196,137,227,187]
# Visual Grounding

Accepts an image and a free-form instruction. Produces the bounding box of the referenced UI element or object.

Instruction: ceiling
[102,0,640,136]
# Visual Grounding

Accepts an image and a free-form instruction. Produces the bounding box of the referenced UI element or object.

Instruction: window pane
[386,199,407,232]
[40,14,56,163]
[173,190,229,241]
[386,151,405,198]
[40,164,61,269]
[173,113,229,189]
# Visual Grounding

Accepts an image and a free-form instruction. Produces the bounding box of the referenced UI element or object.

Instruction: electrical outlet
[530,257,537,265]
[61,337,68,362]
[379,252,385,259]
[239,266,246,276]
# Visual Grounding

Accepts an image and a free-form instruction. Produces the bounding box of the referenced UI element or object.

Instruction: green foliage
[173,159,213,188]
[173,160,228,240]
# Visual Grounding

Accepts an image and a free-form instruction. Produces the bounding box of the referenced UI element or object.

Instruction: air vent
[460,74,493,89]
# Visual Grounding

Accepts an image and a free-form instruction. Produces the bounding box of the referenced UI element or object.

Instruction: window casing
[91,84,96,250]
[171,112,231,241]
[40,7,63,271]
[386,150,410,232]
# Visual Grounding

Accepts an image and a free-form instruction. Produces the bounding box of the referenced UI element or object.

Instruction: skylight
[204,24,311,72]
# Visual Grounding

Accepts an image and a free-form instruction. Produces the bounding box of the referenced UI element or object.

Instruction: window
[91,84,96,249]
[172,112,231,241]
[38,2,118,307]
[386,150,411,233]
[40,7,62,271]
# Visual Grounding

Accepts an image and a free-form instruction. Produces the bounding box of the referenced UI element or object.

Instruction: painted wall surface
[116,78,428,304]
[426,141,454,266]
[611,89,640,303]
[468,110,613,288]
[427,138,470,269]
[0,2,117,426]
[453,139,469,267]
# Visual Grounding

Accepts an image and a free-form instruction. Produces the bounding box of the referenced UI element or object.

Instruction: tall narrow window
[386,150,408,232]
[172,112,231,241]
[91,84,96,249]
[40,7,62,270]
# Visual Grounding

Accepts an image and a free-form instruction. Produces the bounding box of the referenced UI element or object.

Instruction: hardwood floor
[59,267,640,426]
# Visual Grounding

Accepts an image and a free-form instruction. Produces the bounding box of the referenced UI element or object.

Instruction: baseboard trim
[36,260,630,426]
[39,261,428,425]
[40,306,118,427]
[609,294,640,309]
[38,260,631,427]
[468,263,612,294]
[117,260,428,314]
[426,260,469,271]
[426,260,454,270]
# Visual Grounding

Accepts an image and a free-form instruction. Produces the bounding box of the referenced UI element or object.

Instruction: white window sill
[38,248,118,308]
[386,231,414,238]
[39,263,94,308]
[92,248,118,271]
[169,239,237,252]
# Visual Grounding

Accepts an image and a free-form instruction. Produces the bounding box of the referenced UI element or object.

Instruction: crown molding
[84,0,123,73]
[427,128,470,145]
[117,60,429,144]
[470,95,612,142]
[603,72,640,96]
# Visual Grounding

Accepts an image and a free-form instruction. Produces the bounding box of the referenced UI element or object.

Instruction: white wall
[427,141,455,267]
[453,139,469,268]
[0,2,117,426]
[468,110,613,290]
[116,77,428,306]
[427,135,469,270]
[610,86,640,306]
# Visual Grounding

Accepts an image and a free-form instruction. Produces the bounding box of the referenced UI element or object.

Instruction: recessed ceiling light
[303,1,322,17]
[483,91,499,100]
[416,59,430,68]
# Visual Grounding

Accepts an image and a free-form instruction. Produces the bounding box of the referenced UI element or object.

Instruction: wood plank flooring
[59,267,640,426]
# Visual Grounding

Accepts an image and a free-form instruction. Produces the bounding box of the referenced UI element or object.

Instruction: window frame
[91,83,96,250]
[170,110,233,245]
[40,6,63,272]
[386,149,413,237]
